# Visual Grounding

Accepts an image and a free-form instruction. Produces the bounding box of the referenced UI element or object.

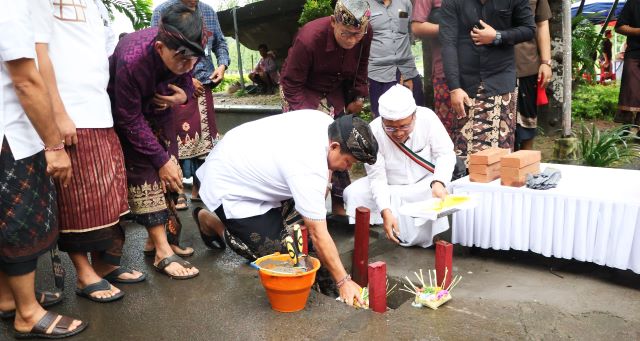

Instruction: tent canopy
[571,0,626,23]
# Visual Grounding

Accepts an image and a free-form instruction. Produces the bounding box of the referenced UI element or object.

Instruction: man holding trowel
[194,111,378,305]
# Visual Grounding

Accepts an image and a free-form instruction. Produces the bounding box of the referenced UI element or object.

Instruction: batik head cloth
[335,115,378,165]
[158,3,205,57]
[378,84,417,121]
[334,0,371,29]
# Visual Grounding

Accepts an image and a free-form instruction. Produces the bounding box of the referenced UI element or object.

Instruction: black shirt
[616,0,640,59]
[439,0,536,97]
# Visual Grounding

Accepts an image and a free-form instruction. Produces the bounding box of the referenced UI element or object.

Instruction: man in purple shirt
[280,0,372,217]
[108,3,201,279]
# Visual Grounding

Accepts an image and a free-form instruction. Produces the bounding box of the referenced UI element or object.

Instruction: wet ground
[2,198,639,340]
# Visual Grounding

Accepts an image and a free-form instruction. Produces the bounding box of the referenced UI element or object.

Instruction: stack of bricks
[500,150,541,187]
[468,148,510,183]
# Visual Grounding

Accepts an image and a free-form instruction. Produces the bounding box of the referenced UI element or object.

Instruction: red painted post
[300,225,308,254]
[435,240,453,289]
[368,261,387,313]
[352,207,370,287]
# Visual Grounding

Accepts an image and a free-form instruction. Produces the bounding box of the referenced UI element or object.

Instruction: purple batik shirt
[108,27,195,170]
[280,16,372,113]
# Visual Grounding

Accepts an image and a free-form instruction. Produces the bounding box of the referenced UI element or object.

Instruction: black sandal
[14,311,87,339]
[193,207,226,250]
[154,254,199,280]
[0,290,63,319]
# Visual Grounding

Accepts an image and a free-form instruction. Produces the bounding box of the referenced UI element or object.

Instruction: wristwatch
[492,31,502,45]
[541,59,552,67]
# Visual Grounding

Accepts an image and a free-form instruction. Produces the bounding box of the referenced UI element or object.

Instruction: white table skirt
[451,163,640,274]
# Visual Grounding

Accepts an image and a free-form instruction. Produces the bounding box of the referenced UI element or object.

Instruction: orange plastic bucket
[254,253,321,312]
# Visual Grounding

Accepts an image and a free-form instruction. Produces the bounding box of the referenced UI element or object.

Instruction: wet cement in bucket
[257,258,311,274]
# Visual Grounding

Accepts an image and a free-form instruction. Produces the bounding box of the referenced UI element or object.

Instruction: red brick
[468,148,510,165]
[468,161,501,175]
[500,150,541,168]
[470,172,500,183]
[500,162,540,179]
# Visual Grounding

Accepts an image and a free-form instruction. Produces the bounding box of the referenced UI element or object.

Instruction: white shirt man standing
[344,85,456,247]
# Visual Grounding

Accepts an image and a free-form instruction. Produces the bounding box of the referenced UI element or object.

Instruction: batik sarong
[452,83,516,166]
[0,139,58,269]
[433,76,456,138]
[55,128,129,253]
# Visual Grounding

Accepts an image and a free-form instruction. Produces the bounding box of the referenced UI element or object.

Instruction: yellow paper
[428,195,470,212]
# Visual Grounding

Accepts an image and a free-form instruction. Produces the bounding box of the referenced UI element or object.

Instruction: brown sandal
[175,193,189,211]
[14,311,88,339]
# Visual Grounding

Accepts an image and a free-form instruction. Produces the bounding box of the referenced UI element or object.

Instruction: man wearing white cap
[343,85,456,247]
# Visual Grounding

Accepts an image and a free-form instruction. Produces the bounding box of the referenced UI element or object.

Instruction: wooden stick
[433,270,437,287]
[414,271,426,289]
[448,276,462,292]
[400,288,417,295]
[446,275,458,291]
[428,270,433,287]
[442,267,448,288]
[419,269,425,288]
[405,276,419,292]
[386,283,397,296]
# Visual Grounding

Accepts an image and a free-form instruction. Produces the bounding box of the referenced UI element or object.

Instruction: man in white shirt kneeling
[343,84,456,247]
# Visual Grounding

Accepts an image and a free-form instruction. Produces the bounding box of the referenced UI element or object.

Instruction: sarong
[0,139,58,265]
[368,71,425,118]
[452,83,516,166]
[433,76,456,138]
[615,57,640,124]
[55,128,129,253]
[515,75,538,147]
[176,84,219,160]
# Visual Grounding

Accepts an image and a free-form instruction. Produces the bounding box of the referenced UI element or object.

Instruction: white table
[451,163,640,274]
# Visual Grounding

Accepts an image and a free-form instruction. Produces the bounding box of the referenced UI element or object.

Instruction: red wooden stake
[368,261,387,313]
[300,225,308,254]
[435,240,453,289]
[352,207,370,287]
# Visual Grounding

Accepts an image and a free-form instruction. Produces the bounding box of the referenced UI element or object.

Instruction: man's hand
[158,159,183,193]
[470,20,497,45]
[56,112,77,146]
[45,149,72,187]
[431,181,448,200]
[209,65,226,85]
[402,78,414,91]
[381,209,401,244]
[346,99,364,115]
[339,279,364,306]
[538,64,552,89]
[450,88,471,119]
[153,84,187,110]
[193,78,204,98]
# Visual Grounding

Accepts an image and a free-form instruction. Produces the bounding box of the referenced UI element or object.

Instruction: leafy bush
[577,122,640,167]
[572,83,620,119]
[212,74,251,93]
[572,16,600,82]
[299,0,333,26]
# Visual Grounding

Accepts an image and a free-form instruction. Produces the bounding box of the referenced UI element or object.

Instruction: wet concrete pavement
[2,201,640,340]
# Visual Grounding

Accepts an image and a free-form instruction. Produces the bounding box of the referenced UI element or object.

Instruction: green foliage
[212,74,251,93]
[299,0,334,26]
[572,16,600,82]
[102,0,152,30]
[222,38,261,74]
[577,123,640,167]
[572,84,620,119]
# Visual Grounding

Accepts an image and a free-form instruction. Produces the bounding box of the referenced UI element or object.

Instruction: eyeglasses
[339,29,367,38]
[382,114,416,133]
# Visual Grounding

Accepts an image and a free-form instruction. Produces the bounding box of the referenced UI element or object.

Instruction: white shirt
[0,1,43,160]
[31,0,113,129]
[197,110,333,220]
[366,106,456,214]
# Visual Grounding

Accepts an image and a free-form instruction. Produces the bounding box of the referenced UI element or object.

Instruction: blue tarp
[571,0,626,23]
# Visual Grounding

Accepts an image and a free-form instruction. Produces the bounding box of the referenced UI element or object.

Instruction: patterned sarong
[452,83,516,166]
[176,84,219,160]
[433,76,456,139]
[0,139,58,264]
[615,57,640,124]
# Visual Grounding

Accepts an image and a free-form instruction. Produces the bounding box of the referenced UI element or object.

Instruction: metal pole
[562,0,572,137]
[232,6,245,90]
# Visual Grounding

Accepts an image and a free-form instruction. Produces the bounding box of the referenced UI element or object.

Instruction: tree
[102,0,153,30]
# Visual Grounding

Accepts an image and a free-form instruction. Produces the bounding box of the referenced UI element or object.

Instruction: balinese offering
[400,268,462,310]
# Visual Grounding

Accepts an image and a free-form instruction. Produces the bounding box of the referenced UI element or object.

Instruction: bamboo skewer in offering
[401,267,462,310]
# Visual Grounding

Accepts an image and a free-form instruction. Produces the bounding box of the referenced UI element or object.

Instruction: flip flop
[143,245,194,257]
[175,193,189,211]
[75,279,124,303]
[103,267,147,284]
[193,207,226,250]
[190,196,203,202]
[14,311,87,339]
[154,254,199,280]
[0,290,63,319]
